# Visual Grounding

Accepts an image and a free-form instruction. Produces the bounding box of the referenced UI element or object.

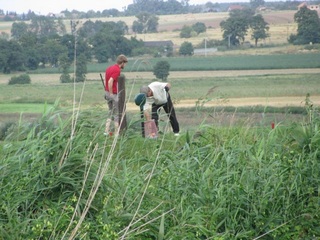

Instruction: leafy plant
[8,74,31,85]
[153,60,170,81]
[1,101,320,239]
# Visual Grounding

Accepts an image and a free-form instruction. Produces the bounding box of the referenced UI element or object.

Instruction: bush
[153,60,170,81]
[60,73,72,83]
[179,41,194,56]
[8,74,31,85]
[304,43,320,51]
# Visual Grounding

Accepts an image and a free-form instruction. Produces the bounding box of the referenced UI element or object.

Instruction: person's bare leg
[105,118,112,134]
[114,121,119,136]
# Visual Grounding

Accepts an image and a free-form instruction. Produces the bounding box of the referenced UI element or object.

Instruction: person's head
[116,54,128,69]
[140,85,152,97]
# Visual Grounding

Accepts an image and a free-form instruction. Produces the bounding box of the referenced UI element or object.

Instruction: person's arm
[143,100,152,121]
[108,77,114,95]
[144,109,151,121]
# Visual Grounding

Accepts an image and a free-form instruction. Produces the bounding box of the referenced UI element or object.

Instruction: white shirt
[143,82,168,111]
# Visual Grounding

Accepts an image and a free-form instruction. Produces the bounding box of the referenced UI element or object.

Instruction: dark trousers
[151,93,180,133]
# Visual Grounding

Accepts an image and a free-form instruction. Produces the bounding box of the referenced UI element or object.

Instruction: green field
[1,93,319,239]
[0,73,319,109]
[1,11,320,239]
[15,52,320,75]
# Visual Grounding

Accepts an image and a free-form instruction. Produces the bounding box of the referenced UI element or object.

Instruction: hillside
[94,10,297,47]
[1,10,297,50]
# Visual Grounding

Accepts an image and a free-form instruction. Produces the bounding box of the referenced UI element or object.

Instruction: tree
[180,25,193,38]
[289,6,320,45]
[19,32,41,70]
[59,53,72,83]
[0,39,25,73]
[179,41,194,56]
[28,16,61,37]
[220,9,255,46]
[134,12,159,33]
[250,0,265,10]
[153,60,170,81]
[75,53,87,82]
[250,14,269,47]
[132,20,144,33]
[87,21,133,62]
[11,22,29,41]
[8,74,31,85]
[146,15,159,33]
[39,39,67,67]
[192,22,206,35]
[126,0,184,15]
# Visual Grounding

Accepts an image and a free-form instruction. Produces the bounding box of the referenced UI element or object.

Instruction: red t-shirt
[105,64,120,94]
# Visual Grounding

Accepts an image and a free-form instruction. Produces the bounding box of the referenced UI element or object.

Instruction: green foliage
[132,20,144,33]
[89,21,133,62]
[60,73,72,83]
[250,0,265,9]
[29,15,61,37]
[59,53,72,83]
[220,8,256,46]
[1,102,320,238]
[153,60,170,81]
[179,41,194,56]
[192,22,207,35]
[0,39,25,73]
[126,0,185,15]
[250,14,270,46]
[10,22,29,41]
[196,38,224,48]
[75,53,87,82]
[133,12,159,33]
[8,74,31,85]
[180,25,193,38]
[289,6,320,45]
[0,121,15,140]
[289,94,320,152]
[1,72,319,109]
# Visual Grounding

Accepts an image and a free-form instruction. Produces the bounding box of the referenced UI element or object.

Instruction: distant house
[143,40,174,48]
[308,4,320,11]
[298,2,307,9]
[46,12,65,18]
[298,2,320,16]
[256,6,268,12]
[227,5,244,12]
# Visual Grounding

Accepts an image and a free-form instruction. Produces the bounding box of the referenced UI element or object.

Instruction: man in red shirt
[104,54,128,136]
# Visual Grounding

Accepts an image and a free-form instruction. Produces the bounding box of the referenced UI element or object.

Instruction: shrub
[153,60,170,81]
[60,73,72,83]
[8,74,31,85]
[179,41,194,56]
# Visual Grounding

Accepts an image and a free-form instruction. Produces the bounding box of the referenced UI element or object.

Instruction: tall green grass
[0,101,319,239]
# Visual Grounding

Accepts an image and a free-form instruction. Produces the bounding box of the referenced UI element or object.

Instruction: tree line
[1,0,317,20]
[0,5,319,79]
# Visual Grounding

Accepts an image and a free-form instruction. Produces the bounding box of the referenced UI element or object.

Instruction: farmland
[1,10,320,239]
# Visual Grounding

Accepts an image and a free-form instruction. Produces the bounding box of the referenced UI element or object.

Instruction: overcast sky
[1,0,245,15]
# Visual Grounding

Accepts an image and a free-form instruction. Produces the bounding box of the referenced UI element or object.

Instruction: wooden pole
[118,74,127,133]
[140,108,145,137]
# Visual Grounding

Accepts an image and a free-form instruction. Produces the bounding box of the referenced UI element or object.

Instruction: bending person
[135,81,180,136]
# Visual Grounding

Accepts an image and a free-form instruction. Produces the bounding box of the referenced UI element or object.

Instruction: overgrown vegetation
[0,97,319,239]
[8,74,31,85]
